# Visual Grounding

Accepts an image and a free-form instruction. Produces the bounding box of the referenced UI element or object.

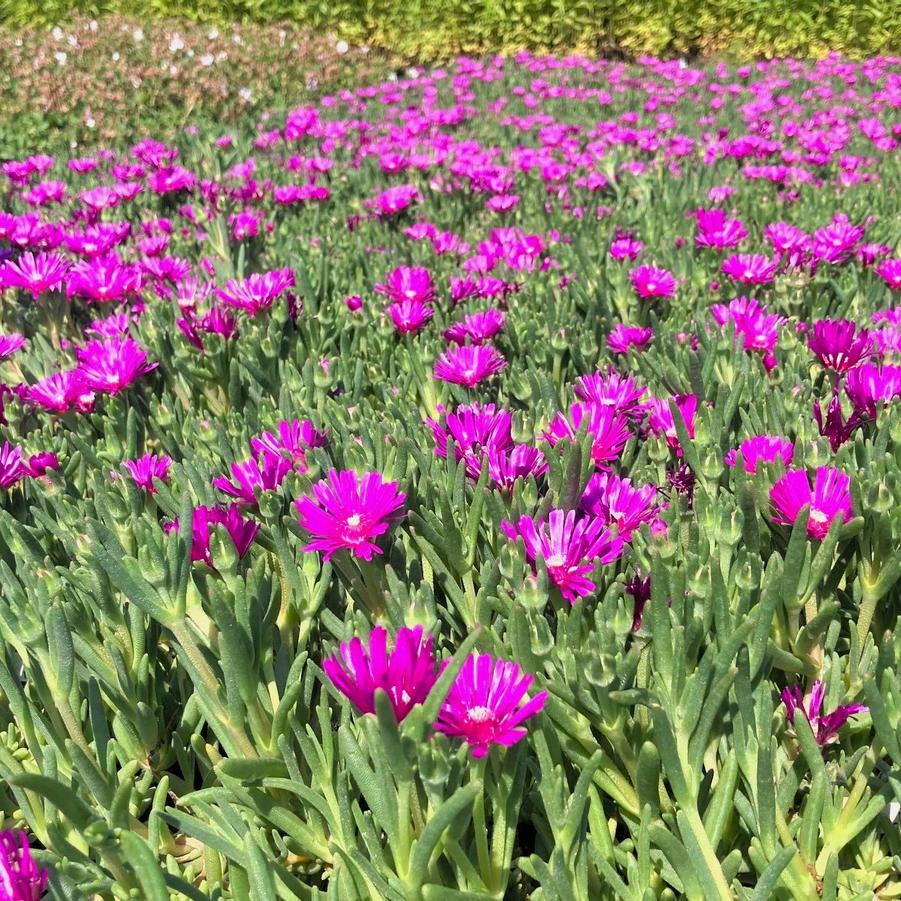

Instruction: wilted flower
[770,466,852,539]
[0,829,48,900]
[296,468,406,561]
[433,345,507,388]
[725,435,794,474]
[502,508,624,602]
[435,654,547,757]
[781,680,867,745]
[813,393,863,452]
[323,625,439,721]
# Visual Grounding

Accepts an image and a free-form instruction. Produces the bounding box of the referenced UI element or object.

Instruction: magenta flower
[625,572,652,631]
[435,654,547,758]
[694,209,748,250]
[646,394,698,453]
[573,370,647,417]
[721,254,778,285]
[486,445,547,490]
[388,299,434,335]
[0,442,28,489]
[0,251,70,297]
[781,680,867,745]
[214,454,293,505]
[874,259,901,292]
[580,472,662,538]
[844,363,901,416]
[122,453,173,492]
[370,184,422,218]
[427,403,513,478]
[502,508,624,602]
[296,469,406,562]
[214,268,295,316]
[251,419,327,472]
[711,297,784,367]
[543,403,631,468]
[67,255,142,303]
[808,319,871,373]
[609,236,643,261]
[811,214,865,264]
[608,324,653,355]
[443,310,506,345]
[770,467,852,540]
[433,345,507,388]
[814,392,863,452]
[165,503,259,567]
[25,369,94,414]
[629,265,677,299]
[0,829,48,900]
[725,436,793,474]
[0,333,26,359]
[374,266,436,304]
[75,337,157,395]
[323,625,439,721]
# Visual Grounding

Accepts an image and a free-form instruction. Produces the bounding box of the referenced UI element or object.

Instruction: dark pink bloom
[694,209,748,250]
[435,654,547,757]
[323,626,439,721]
[813,393,863,452]
[844,363,901,416]
[443,310,506,345]
[711,297,784,363]
[214,268,295,316]
[433,345,507,388]
[725,435,794,474]
[770,467,852,540]
[345,295,363,312]
[388,299,433,335]
[580,472,662,538]
[427,403,513,477]
[629,265,677,299]
[251,419,327,472]
[75,337,157,395]
[26,452,58,477]
[25,369,94,413]
[646,395,698,453]
[626,572,652,631]
[609,236,643,261]
[370,184,421,217]
[486,445,547,490]
[214,454,293,505]
[0,251,70,297]
[543,403,631,468]
[573,370,646,417]
[811,214,865,264]
[608,324,653,354]
[0,829,48,900]
[721,254,778,285]
[0,442,28,489]
[165,503,259,567]
[0,333,25,359]
[296,469,406,562]
[374,266,436,305]
[808,319,871,373]
[781,680,866,745]
[874,259,901,292]
[122,453,173,492]
[502,508,624,602]
[67,255,141,303]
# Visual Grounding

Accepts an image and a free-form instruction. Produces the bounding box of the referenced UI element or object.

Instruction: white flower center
[546,553,567,567]
[346,514,362,528]
[809,509,829,524]
[467,705,494,723]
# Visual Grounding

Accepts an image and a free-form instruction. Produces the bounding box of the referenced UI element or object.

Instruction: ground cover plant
[0,51,900,899]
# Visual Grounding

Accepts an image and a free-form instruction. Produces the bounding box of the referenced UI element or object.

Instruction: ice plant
[387,299,434,335]
[433,345,507,388]
[502,508,624,602]
[435,653,547,757]
[427,403,513,478]
[721,253,778,285]
[0,829,48,900]
[725,435,794,474]
[164,504,259,567]
[374,266,436,304]
[122,453,173,492]
[844,363,901,416]
[214,454,293,505]
[486,445,547,490]
[813,393,863,452]
[251,419,327,471]
[646,394,698,453]
[543,403,632,468]
[0,333,26,359]
[0,442,28,490]
[443,309,506,345]
[214,268,295,316]
[0,251,70,297]
[711,297,784,369]
[874,258,901,292]
[323,625,439,721]
[629,265,677,299]
[608,324,653,354]
[573,370,647,417]
[296,468,406,561]
[75,337,157,395]
[580,472,662,538]
[770,467,852,540]
[808,319,871,373]
[781,680,867,745]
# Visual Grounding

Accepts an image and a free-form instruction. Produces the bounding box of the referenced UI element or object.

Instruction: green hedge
[0,0,899,58]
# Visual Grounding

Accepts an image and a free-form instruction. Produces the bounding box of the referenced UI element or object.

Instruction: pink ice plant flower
[214,268,295,316]
[443,310,506,345]
[214,453,293,505]
[629,265,677,299]
[374,266,436,304]
[323,625,439,721]
[808,319,871,373]
[608,324,653,354]
[435,653,547,757]
[580,472,663,538]
[874,259,901,292]
[711,297,784,369]
[296,468,406,562]
[502,508,624,602]
[122,453,173,492]
[388,299,434,335]
[721,253,778,285]
[250,419,327,472]
[0,251,70,297]
[781,680,867,745]
[0,333,26,359]
[573,370,647,417]
[844,363,901,416]
[543,403,632,468]
[770,467,852,540]
[433,345,507,388]
[0,829,48,900]
[427,403,513,477]
[24,369,94,413]
[164,503,259,567]
[646,394,698,453]
[67,255,142,303]
[75,337,157,395]
[486,445,547,490]
[0,442,28,489]
[725,436,794,474]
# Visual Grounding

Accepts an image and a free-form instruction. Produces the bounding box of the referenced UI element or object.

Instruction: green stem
[471,757,493,892]
[852,588,879,671]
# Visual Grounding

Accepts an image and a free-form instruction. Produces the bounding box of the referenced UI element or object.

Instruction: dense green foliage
[0,0,899,59]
